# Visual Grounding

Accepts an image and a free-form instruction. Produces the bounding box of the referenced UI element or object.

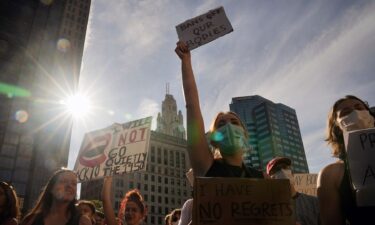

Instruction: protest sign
[193,177,295,225]
[344,127,375,206]
[293,173,318,196]
[176,6,233,50]
[74,116,152,182]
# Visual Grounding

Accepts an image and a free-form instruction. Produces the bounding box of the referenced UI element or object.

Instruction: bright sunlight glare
[63,94,91,119]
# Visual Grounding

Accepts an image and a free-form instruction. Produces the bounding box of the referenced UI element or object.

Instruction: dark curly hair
[117,189,146,223]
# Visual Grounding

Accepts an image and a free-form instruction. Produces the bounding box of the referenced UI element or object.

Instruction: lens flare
[15,110,29,123]
[57,38,71,52]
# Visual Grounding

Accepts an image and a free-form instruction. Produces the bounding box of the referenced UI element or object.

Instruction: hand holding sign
[176,6,233,50]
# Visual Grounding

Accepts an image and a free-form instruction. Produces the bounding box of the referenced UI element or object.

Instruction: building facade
[81,92,191,225]
[0,0,90,210]
[230,95,309,173]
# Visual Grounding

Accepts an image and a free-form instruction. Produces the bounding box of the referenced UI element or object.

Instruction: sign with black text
[176,6,233,50]
[293,173,318,196]
[74,117,152,182]
[344,128,375,206]
[193,178,295,225]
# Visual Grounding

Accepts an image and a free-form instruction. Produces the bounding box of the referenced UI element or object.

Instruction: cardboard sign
[293,174,318,196]
[193,178,295,225]
[74,117,152,182]
[344,128,375,206]
[176,6,233,50]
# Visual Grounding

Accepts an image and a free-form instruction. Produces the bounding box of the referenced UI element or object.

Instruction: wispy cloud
[69,0,375,173]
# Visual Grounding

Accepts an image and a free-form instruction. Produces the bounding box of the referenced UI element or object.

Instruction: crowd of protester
[0,43,373,225]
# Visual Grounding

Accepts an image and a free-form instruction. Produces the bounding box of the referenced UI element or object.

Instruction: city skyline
[68,0,375,174]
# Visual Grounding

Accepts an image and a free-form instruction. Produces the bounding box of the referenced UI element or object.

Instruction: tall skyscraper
[156,84,185,139]
[230,95,309,173]
[81,91,191,225]
[0,0,90,210]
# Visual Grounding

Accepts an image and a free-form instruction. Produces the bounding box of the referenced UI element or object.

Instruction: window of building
[151,185,155,192]
[169,151,174,166]
[151,195,155,202]
[151,175,155,182]
[1,144,17,157]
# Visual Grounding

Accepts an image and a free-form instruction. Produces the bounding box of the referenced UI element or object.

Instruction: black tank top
[205,159,264,178]
[339,160,375,225]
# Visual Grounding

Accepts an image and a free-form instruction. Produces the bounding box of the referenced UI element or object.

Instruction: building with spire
[81,86,190,225]
[156,83,185,139]
[230,95,309,173]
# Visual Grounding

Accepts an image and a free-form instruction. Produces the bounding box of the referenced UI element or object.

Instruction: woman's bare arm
[175,41,213,176]
[101,177,117,225]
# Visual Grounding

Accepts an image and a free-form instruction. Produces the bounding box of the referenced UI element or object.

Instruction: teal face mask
[211,123,249,156]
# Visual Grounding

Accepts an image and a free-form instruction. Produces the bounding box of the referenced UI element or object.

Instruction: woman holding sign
[317,95,375,225]
[174,42,264,179]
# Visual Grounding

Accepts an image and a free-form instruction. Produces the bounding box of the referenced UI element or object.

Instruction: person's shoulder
[298,192,318,201]
[317,160,345,188]
[319,160,344,177]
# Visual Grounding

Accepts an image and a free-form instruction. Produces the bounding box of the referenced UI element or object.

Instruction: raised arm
[101,177,117,225]
[317,162,344,225]
[175,41,213,176]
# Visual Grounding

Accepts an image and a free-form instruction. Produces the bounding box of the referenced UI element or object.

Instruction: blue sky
[68,0,375,173]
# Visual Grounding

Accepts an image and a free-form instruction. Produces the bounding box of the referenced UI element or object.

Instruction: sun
[63,93,92,119]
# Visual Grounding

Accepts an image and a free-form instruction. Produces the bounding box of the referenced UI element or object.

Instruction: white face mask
[337,110,375,132]
[272,169,295,186]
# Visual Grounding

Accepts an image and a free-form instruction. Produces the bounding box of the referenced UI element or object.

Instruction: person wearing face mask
[175,41,266,179]
[267,157,321,225]
[317,95,375,225]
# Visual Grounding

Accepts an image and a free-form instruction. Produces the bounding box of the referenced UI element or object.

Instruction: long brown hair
[325,95,374,158]
[21,169,77,224]
[0,182,20,222]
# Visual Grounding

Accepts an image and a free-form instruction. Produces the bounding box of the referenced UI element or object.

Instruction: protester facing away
[102,177,147,225]
[0,182,20,225]
[267,157,321,225]
[175,41,265,179]
[77,200,96,224]
[317,95,375,225]
[21,169,91,225]
[168,209,181,225]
